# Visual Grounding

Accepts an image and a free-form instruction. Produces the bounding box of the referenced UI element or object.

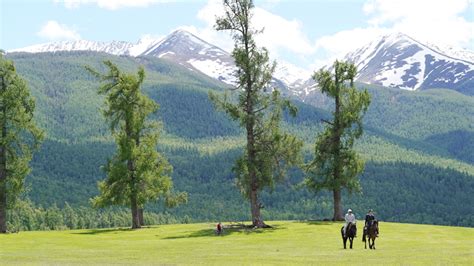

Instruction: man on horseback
[343,209,356,237]
[364,209,377,237]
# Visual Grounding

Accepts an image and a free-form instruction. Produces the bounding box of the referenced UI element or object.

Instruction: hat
[348,209,352,213]
[368,209,373,212]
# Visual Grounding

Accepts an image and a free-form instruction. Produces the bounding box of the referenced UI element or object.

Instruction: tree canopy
[0,53,43,233]
[211,0,302,227]
[87,61,186,229]
[305,61,371,220]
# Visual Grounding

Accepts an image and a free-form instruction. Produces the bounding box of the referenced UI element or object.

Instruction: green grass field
[1,221,472,265]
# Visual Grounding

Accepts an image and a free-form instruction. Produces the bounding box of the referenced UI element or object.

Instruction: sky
[1,0,473,70]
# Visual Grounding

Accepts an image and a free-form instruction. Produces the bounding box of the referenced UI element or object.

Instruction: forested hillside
[6,51,474,228]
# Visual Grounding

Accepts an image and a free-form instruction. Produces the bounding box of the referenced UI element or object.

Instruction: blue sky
[1,0,473,70]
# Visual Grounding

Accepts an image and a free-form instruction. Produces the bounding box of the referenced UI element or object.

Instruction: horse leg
[343,237,347,249]
[372,238,376,249]
[350,237,353,249]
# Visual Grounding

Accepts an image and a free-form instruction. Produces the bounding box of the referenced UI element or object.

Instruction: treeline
[25,139,474,227]
[9,159,474,230]
[7,200,188,232]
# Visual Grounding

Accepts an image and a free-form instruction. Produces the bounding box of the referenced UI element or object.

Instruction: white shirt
[345,213,356,224]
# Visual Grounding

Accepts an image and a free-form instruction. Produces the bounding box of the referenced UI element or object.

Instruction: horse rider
[343,209,356,237]
[365,209,377,236]
[216,222,223,235]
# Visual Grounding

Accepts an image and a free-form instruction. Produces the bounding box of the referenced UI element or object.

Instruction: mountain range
[10,30,474,97]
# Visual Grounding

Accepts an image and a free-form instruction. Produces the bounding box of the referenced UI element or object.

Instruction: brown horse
[341,222,357,249]
[363,220,379,249]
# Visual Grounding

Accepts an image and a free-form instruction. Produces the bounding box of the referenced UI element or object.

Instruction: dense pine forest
[4,51,474,230]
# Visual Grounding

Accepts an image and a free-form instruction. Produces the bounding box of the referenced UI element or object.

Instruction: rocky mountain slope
[344,33,474,95]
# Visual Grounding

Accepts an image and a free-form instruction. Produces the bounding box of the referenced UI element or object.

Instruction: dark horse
[341,222,357,249]
[363,220,379,249]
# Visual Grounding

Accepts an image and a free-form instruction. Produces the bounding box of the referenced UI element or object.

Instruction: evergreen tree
[210,0,303,227]
[305,61,371,221]
[87,61,186,229]
[63,202,78,229]
[0,53,43,233]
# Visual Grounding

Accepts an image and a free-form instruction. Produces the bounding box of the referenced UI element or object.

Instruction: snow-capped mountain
[140,30,313,92]
[128,35,163,57]
[274,62,315,95]
[9,37,161,57]
[9,30,474,97]
[10,30,307,92]
[9,40,134,55]
[141,30,237,85]
[344,33,474,95]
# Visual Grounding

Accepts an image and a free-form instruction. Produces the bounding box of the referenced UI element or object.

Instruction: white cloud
[253,8,315,56]
[364,0,470,26]
[258,0,282,10]
[190,0,314,59]
[364,0,474,47]
[311,27,389,69]
[315,27,387,58]
[54,0,169,10]
[312,0,474,68]
[37,20,81,41]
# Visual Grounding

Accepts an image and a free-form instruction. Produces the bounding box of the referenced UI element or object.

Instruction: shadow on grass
[304,220,335,226]
[72,227,135,235]
[162,224,286,240]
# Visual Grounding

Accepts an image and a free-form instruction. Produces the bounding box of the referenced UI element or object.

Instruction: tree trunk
[0,149,6,233]
[0,100,7,233]
[131,194,140,229]
[332,188,344,221]
[332,69,344,222]
[138,208,144,226]
[128,151,140,229]
[247,107,265,228]
[126,117,141,229]
[250,189,264,227]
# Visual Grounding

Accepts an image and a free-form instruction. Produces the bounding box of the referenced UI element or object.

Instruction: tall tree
[210,0,302,228]
[87,61,186,229]
[305,61,371,221]
[0,53,43,233]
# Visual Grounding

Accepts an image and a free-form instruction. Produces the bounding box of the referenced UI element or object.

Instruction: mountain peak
[169,29,195,38]
[380,32,410,41]
[344,32,474,94]
[141,29,237,84]
[142,29,219,57]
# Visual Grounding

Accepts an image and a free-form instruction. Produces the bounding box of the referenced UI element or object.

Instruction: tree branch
[321,119,334,125]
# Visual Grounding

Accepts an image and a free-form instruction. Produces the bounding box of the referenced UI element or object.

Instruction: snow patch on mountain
[345,32,474,94]
[425,42,474,64]
[9,40,133,55]
[274,61,312,88]
[158,51,175,58]
[188,59,236,85]
[128,36,162,56]
[376,49,426,90]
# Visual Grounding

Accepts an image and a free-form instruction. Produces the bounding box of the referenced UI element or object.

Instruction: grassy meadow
[1,221,473,265]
